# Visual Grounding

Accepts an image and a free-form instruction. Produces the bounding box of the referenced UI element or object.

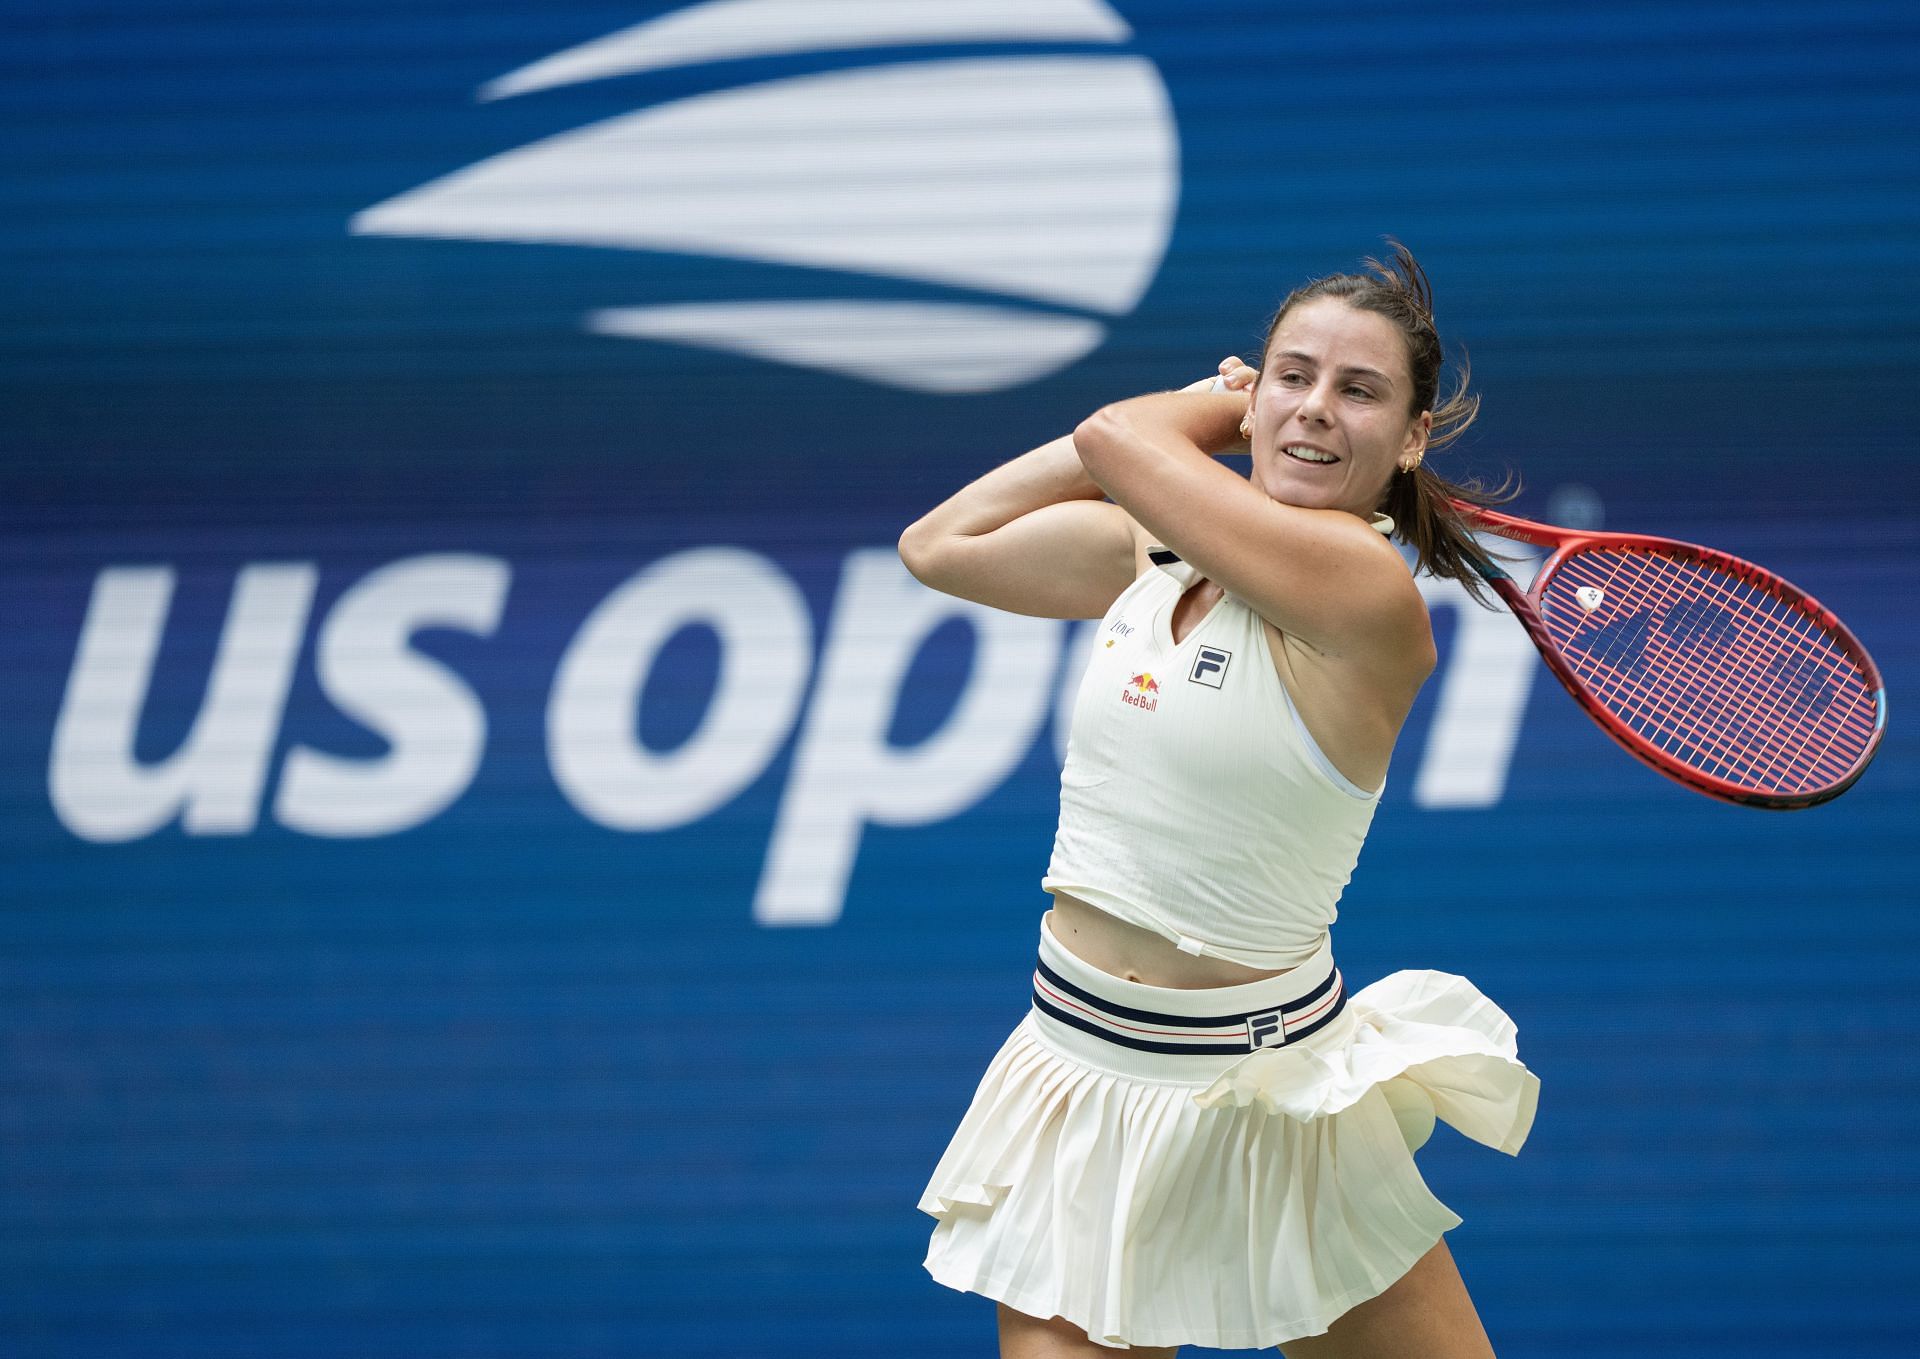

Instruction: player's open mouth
[1283,444,1338,464]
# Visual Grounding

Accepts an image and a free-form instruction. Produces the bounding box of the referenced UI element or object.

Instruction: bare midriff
[1046,891,1300,989]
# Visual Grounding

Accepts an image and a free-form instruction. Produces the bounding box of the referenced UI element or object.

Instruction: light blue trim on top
[1274,671,1383,801]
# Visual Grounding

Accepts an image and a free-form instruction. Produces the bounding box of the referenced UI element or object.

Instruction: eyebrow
[1271,350,1396,389]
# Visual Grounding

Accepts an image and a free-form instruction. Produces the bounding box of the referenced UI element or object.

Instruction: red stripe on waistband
[1285,974,1345,1029]
[1032,972,1251,1044]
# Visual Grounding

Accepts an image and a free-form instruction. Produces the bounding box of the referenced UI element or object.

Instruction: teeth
[1284,445,1336,463]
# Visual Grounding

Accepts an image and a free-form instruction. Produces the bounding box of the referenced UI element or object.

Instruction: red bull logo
[1120,671,1159,711]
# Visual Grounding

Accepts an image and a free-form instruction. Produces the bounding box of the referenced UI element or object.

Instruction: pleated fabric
[919,916,1539,1351]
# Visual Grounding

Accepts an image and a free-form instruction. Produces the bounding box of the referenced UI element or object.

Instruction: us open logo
[1189,645,1231,688]
[349,0,1178,394]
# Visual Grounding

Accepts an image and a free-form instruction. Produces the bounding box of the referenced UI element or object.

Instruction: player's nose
[1295,380,1334,425]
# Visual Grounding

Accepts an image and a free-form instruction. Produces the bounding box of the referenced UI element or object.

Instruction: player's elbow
[897,520,937,583]
[898,519,961,592]
[1072,406,1133,481]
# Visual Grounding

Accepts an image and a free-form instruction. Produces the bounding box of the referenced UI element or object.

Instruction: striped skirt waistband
[1032,911,1347,1061]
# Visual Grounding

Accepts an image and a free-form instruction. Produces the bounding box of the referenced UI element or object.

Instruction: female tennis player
[899,244,1540,1358]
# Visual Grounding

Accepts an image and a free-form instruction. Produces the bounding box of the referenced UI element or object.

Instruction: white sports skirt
[919,914,1540,1351]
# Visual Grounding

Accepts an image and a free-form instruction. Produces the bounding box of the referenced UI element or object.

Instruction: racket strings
[1577,556,1867,792]
[1555,553,1873,790]
[1542,548,1877,794]
[1603,566,1834,774]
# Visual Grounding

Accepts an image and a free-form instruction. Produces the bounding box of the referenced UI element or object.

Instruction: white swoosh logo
[589,300,1108,393]
[351,3,1178,392]
[481,0,1133,100]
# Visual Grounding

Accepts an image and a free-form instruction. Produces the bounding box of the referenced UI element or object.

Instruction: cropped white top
[1040,515,1394,968]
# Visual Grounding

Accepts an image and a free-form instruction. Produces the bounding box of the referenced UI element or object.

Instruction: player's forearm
[899,433,1104,552]
[1074,389,1247,480]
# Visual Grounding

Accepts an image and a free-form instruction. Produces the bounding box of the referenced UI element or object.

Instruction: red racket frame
[1451,501,1887,810]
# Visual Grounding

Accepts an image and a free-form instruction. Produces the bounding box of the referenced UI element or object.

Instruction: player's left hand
[1178,356,1258,453]
[1180,355,1260,395]
[1214,354,1260,392]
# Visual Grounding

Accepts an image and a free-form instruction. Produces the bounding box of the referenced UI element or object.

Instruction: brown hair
[1261,240,1515,606]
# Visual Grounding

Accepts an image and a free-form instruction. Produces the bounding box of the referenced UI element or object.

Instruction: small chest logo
[1120,671,1160,712]
[1189,645,1231,688]
[1108,618,1135,637]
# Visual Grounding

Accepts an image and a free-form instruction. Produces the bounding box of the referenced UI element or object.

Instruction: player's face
[1246,297,1430,516]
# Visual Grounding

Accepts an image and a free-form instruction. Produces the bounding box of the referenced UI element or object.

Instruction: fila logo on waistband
[1189,645,1231,688]
[1247,1009,1287,1048]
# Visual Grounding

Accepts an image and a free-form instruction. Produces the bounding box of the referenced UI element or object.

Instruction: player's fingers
[1215,356,1256,388]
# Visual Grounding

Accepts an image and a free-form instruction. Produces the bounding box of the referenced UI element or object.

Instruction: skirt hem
[923,1216,1456,1351]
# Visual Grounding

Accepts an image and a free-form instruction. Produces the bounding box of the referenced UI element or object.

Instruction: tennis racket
[1450,501,1886,809]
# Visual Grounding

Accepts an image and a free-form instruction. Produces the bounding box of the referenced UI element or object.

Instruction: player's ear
[1401,410,1432,468]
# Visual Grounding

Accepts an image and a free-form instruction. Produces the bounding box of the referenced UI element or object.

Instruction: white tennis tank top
[1041,514,1395,968]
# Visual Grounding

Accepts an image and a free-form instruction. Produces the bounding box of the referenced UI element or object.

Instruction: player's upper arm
[897,499,1142,619]
[1075,405,1431,665]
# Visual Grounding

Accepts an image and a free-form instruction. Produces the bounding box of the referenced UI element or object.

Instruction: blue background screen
[4,3,1916,1355]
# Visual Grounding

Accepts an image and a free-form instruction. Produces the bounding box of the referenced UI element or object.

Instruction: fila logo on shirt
[1188,645,1231,688]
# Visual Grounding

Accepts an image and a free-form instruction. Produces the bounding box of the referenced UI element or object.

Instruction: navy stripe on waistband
[1033,955,1339,1029]
[1031,980,1348,1056]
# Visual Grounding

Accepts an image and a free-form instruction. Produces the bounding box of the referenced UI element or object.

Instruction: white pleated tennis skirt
[919,913,1540,1351]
